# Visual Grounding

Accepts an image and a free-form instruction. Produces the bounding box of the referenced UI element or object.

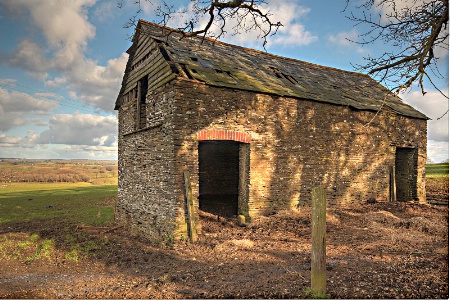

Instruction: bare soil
[1,192,448,298]
[0,179,449,299]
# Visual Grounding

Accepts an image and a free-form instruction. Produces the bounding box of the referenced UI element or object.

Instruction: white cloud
[0,112,118,160]
[0,79,17,85]
[400,87,449,163]
[46,52,128,111]
[327,29,369,54]
[36,113,117,146]
[140,0,161,16]
[373,0,430,20]
[269,23,318,48]
[0,142,118,160]
[164,0,317,48]
[263,3,317,48]
[2,0,127,112]
[401,89,449,142]
[427,140,449,163]
[328,29,357,47]
[0,131,37,148]
[7,40,50,80]
[93,1,119,23]
[3,0,96,70]
[0,87,58,131]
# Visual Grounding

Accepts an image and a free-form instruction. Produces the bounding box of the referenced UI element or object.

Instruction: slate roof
[115,20,427,120]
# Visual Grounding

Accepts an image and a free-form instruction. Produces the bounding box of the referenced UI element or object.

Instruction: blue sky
[0,0,448,162]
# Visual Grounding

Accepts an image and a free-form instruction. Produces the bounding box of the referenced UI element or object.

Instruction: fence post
[389,165,397,202]
[311,186,326,295]
[183,170,197,242]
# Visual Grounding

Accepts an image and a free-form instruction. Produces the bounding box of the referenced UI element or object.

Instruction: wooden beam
[183,170,197,242]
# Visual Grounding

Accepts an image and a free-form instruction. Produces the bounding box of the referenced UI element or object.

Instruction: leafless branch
[119,0,282,49]
[345,0,449,98]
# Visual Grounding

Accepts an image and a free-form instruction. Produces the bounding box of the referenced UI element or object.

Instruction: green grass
[426,163,449,178]
[0,182,117,226]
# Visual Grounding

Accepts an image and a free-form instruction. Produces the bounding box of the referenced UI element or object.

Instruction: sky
[0,0,448,162]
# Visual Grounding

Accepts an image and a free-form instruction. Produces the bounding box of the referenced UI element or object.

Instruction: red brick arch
[197,129,251,143]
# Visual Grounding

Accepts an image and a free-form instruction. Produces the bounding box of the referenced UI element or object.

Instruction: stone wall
[116,82,184,243]
[171,78,427,218]
[116,77,427,242]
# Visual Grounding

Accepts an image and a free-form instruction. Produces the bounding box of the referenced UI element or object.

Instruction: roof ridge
[137,19,370,79]
[127,19,426,120]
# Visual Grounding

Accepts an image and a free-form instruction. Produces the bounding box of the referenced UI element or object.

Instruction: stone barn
[114,20,428,243]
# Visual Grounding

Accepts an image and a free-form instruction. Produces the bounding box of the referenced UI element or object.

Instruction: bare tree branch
[119,0,282,49]
[345,0,449,100]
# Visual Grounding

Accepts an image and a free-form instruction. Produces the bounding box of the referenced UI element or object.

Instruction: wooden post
[389,165,397,202]
[311,186,326,295]
[183,170,197,242]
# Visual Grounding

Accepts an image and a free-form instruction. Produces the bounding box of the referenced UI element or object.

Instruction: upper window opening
[191,57,198,61]
[139,76,148,104]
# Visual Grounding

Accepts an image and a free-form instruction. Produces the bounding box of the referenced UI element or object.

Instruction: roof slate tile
[116,20,428,120]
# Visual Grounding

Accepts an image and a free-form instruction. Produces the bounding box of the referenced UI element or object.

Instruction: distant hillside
[0,159,117,184]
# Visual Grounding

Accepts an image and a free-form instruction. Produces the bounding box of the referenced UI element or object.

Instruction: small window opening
[139,76,148,104]
[191,57,198,61]
[136,76,148,129]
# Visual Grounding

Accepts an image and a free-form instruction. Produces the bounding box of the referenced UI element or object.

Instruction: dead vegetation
[427,177,449,205]
[0,201,447,299]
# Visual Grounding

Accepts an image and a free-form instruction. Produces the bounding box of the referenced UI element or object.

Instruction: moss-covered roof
[115,20,427,120]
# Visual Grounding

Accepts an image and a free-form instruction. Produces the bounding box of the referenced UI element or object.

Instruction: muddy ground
[0,180,448,299]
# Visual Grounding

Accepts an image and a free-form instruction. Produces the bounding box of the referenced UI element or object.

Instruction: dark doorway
[198,141,240,218]
[395,147,418,201]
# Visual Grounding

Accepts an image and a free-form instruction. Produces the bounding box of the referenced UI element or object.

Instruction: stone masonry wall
[116,82,184,243]
[117,77,426,242]
[171,78,427,220]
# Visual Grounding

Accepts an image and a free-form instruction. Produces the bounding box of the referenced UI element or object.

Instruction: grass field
[0,182,117,226]
[426,163,449,178]
[0,159,118,226]
[0,161,446,227]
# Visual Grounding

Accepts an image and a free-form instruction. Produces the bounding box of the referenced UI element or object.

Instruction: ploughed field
[0,160,448,298]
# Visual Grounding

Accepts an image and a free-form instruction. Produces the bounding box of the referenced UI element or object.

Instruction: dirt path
[0,200,447,299]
